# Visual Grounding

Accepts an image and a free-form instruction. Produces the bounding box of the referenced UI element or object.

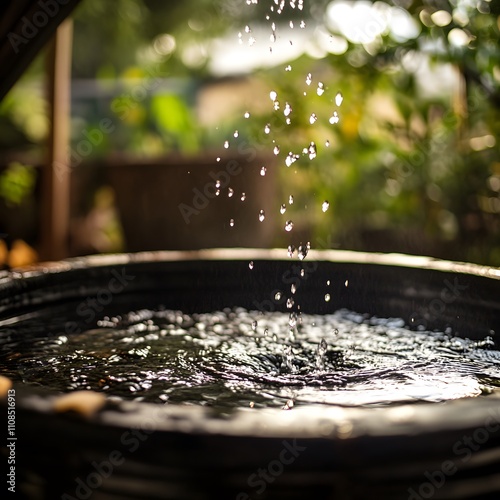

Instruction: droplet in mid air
[270,90,278,101]
[244,111,250,118]
[309,113,317,124]
[286,297,294,309]
[284,220,294,232]
[249,261,254,270]
[322,201,330,212]
[284,102,292,117]
[280,204,286,214]
[335,92,343,106]
[285,65,292,71]
[308,142,317,160]
[298,243,308,260]
[300,20,306,28]
[325,293,331,302]
[274,291,282,301]
[223,141,229,149]
[329,112,339,124]
[229,218,235,227]
[260,166,267,176]
[273,145,280,155]
[233,130,239,138]
[264,123,271,134]
[241,192,246,201]
[287,245,295,258]
[251,320,257,331]
[289,195,294,204]
[305,73,312,85]
[258,210,265,222]
[228,188,234,197]
[317,82,325,96]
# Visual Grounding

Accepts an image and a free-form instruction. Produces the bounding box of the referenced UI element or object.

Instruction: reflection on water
[1,308,499,410]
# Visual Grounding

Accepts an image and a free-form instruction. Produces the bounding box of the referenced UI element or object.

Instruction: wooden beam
[40,18,73,261]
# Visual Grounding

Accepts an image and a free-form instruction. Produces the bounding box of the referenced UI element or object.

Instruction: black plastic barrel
[1,249,499,500]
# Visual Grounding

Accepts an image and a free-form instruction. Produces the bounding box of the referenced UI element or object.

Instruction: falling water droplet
[285,64,292,71]
[224,140,229,149]
[305,73,312,85]
[270,33,276,43]
[300,20,306,28]
[316,338,328,370]
[251,320,257,331]
[286,117,291,125]
[286,297,294,309]
[264,124,271,135]
[229,218,235,227]
[298,243,308,260]
[289,195,294,204]
[216,157,221,162]
[270,90,277,101]
[227,188,234,198]
[249,261,254,270]
[244,111,250,118]
[249,36,256,46]
[284,220,294,232]
[260,166,267,176]
[289,20,294,28]
[233,130,239,138]
[285,152,299,167]
[326,280,331,286]
[325,293,331,302]
[325,140,330,147]
[245,25,251,33]
[291,283,297,294]
[273,100,280,110]
[317,82,325,96]
[287,245,295,258]
[280,204,286,214]
[274,291,282,301]
[241,192,246,201]
[215,189,220,196]
[329,111,339,124]
[284,102,292,116]
[344,280,349,287]
[215,180,221,188]
[273,145,280,155]
[308,142,317,160]
[335,92,343,106]
[322,201,330,212]
[259,210,265,222]
[309,113,317,124]
[300,268,305,277]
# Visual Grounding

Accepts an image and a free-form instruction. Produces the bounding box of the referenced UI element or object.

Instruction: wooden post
[41,18,73,261]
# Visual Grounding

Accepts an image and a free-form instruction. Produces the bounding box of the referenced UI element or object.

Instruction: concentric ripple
[1,308,499,409]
